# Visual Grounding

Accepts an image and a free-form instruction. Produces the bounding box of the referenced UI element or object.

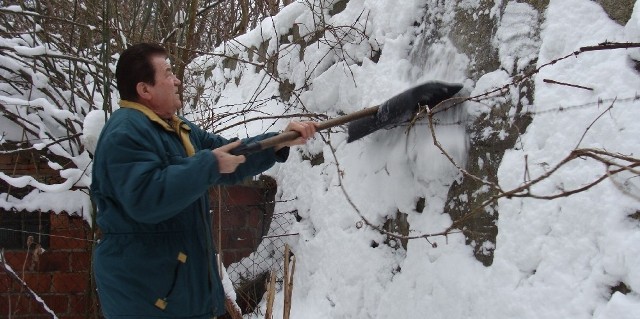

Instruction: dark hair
[115,43,167,101]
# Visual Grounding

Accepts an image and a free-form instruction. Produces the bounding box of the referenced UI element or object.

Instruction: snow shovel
[230,81,464,155]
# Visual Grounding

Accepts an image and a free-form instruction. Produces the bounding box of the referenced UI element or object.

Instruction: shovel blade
[346,81,463,143]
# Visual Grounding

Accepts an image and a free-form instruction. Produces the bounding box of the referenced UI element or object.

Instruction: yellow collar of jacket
[119,100,196,157]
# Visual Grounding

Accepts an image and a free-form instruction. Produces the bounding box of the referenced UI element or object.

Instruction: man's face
[145,55,182,118]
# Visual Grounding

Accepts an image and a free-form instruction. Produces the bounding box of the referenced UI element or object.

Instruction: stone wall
[442,0,544,266]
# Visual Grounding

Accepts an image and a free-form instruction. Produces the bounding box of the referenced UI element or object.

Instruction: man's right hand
[212,141,246,173]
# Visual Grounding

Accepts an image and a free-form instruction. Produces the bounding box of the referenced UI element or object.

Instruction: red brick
[236,248,253,261]
[0,154,14,164]
[3,251,30,269]
[68,293,95,314]
[52,272,88,293]
[3,270,23,292]
[231,205,254,216]
[0,273,10,289]
[68,294,86,314]
[225,186,264,206]
[69,215,83,227]
[246,208,265,228]
[49,229,87,249]
[227,229,257,250]
[50,212,88,230]
[221,211,246,228]
[38,251,70,272]
[69,251,92,272]
[215,229,231,249]
[0,297,23,316]
[0,294,13,314]
[50,213,69,229]
[222,250,238,265]
[21,273,52,292]
[12,158,29,165]
[41,294,69,314]
[1,291,42,315]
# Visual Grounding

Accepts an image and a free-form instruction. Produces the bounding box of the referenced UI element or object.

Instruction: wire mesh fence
[227,211,298,281]
[211,181,298,316]
[225,210,298,315]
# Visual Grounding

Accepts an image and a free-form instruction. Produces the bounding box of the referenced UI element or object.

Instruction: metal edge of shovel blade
[346,81,464,143]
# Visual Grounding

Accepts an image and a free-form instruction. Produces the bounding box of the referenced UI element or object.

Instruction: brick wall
[0,212,98,319]
[0,150,99,318]
[1,152,278,318]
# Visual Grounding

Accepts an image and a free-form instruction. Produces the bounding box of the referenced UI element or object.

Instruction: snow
[626,1,640,61]
[196,0,640,318]
[2,5,23,13]
[13,44,48,56]
[1,0,639,318]
[494,2,540,73]
[82,109,107,155]
[0,95,77,122]
[0,189,90,217]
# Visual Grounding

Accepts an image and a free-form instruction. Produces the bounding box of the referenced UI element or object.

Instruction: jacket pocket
[154,251,188,311]
[94,233,192,317]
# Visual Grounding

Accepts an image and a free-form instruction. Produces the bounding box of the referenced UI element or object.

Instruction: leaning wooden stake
[265,270,277,319]
[283,244,296,319]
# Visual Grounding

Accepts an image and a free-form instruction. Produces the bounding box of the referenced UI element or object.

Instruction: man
[91,43,315,318]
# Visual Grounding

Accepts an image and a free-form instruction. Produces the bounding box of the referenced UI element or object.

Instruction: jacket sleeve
[190,123,290,185]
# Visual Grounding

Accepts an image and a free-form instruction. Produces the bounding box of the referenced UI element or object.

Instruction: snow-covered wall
[189,0,640,318]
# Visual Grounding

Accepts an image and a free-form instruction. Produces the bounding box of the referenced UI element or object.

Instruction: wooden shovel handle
[229,106,379,155]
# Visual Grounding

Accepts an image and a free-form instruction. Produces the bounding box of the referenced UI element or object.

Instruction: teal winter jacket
[91,103,288,318]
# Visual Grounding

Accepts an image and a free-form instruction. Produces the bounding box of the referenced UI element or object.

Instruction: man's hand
[212,141,246,173]
[275,121,317,150]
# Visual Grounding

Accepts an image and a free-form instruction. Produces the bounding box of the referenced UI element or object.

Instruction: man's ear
[136,82,152,101]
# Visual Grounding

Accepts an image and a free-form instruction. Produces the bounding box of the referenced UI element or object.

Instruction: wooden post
[283,244,295,319]
[264,270,276,319]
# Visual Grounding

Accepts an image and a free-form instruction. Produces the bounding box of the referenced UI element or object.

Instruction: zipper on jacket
[200,199,222,315]
[155,251,188,310]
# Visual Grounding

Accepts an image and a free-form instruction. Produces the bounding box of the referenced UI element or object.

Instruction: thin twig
[580,42,640,52]
[0,250,59,319]
[543,78,593,91]
[575,98,615,149]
